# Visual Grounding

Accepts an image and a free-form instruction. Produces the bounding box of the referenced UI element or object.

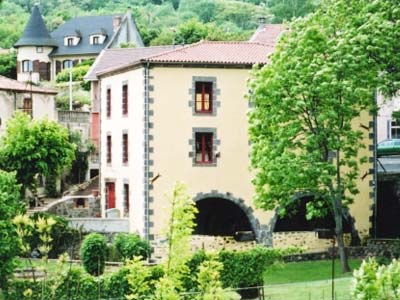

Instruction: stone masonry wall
[152,235,256,261]
[47,196,101,218]
[273,231,351,252]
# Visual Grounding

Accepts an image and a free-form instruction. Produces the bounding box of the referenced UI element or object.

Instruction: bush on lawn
[80,233,107,276]
[113,233,151,261]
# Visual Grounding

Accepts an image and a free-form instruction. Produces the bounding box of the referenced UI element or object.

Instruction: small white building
[0,75,57,136]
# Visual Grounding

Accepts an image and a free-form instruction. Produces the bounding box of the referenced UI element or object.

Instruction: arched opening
[274,195,352,233]
[194,197,253,237]
[375,178,400,238]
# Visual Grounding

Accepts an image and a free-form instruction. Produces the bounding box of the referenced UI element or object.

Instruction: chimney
[113,15,122,32]
[258,16,266,26]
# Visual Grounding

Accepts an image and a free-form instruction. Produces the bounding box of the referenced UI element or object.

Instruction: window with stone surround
[189,128,219,166]
[189,77,220,116]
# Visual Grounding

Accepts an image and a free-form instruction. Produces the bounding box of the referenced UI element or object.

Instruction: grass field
[262,259,363,300]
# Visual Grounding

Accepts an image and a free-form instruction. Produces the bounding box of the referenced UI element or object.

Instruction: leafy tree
[155,182,198,300]
[0,170,23,290]
[0,52,17,79]
[267,0,320,23]
[0,112,75,194]
[67,131,94,185]
[249,0,399,273]
[175,18,208,44]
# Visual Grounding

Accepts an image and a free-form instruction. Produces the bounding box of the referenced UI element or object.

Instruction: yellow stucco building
[91,35,375,253]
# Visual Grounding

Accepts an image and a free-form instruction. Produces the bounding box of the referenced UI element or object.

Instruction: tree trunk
[334,204,350,273]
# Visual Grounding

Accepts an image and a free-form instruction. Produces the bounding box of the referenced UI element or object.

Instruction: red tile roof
[86,46,178,80]
[0,75,57,94]
[249,24,285,45]
[145,41,275,65]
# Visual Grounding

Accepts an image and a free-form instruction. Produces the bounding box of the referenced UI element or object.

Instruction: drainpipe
[13,91,17,111]
[144,62,150,241]
[98,80,103,217]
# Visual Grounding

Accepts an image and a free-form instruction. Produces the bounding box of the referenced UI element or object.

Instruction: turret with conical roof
[14,4,57,47]
[14,5,56,83]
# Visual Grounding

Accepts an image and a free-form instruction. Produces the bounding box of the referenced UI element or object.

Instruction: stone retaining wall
[68,218,129,233]
[273,231,351,252]
[47,196,101,218]
[152,235,256,260]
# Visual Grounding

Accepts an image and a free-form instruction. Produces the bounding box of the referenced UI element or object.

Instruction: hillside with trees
[0,0,320,49]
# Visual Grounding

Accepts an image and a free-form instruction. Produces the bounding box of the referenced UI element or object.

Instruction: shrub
[181,250,209,292]
[27,212,81,259]
[3,279,53,300]
[107,243,121,262]
[352,258,400,300]
[113,233,151,260]
[80,233,107,276]
[218,246,283,289]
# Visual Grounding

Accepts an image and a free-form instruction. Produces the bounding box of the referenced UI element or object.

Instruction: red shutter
[106,182,116,209]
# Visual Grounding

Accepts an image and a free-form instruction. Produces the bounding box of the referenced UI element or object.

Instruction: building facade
[94,41,375,251]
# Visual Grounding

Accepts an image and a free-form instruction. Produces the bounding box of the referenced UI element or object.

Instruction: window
[67,37,74,46]
[106,88,111,118]
[36,46,43,53]
[106,135,112,164]
[22,60,33,73]
[63,60,73,69]
[93,36,100,44]
[122,133,128,164]
[122,84,128,115]
[195,82,212,113]
[195,132,213,163]
[22,98,32,117]
[391,120,400,139]
[123,184,129,217]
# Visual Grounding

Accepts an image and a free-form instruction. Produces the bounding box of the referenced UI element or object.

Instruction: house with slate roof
[90,34,375,255]
[14,4,143,84]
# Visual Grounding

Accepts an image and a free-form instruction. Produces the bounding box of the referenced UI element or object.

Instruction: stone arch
[193,191,265,243]
[268,194,360,245]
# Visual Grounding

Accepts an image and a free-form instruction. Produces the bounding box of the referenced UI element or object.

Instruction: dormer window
[64,35,80,46]
[90,34,106,45]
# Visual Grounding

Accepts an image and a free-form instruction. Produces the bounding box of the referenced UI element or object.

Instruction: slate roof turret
[14,4,57,48]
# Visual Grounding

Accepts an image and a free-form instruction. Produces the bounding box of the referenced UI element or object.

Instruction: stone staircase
[27,197,57,215]
[26,176,99,216]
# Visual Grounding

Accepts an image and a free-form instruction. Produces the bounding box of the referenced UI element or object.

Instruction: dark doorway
[375,179,400,238]
[194,198,252,236]
[274,196,352,233]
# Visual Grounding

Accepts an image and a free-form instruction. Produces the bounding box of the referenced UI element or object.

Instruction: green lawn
[264,259,362,284]
[262,259,362,300]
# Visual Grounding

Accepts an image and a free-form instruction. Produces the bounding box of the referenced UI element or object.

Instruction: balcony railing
[58,110,90,123]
